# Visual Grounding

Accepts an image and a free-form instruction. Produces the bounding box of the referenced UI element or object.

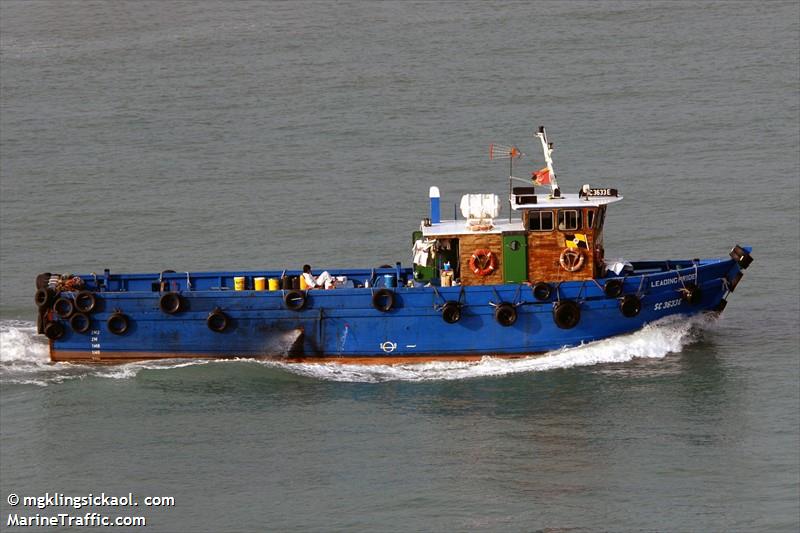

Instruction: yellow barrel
[268,278,279,291]
[254,277,266,291]
[299,275,308,290]
[441,271,453,287]
[234,276,245,291]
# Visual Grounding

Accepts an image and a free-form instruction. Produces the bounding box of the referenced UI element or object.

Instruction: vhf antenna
[489,143,524,221]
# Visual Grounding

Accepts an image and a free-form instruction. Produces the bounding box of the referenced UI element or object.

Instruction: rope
[431,285,444,309]
[512,284,524,307]
[675,266,687,291]
[636,275,646,298]
[577,281,587,303]
[489,287,502,307]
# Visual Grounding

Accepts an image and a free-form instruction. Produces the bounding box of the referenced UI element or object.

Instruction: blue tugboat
[35,127,752,364]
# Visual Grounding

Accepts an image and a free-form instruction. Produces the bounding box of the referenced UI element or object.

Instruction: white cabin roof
[510,192,623,211]
[421,191,622,237]
[421,219,525,237]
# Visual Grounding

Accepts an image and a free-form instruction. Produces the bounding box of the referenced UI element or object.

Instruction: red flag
[532,167,550,185]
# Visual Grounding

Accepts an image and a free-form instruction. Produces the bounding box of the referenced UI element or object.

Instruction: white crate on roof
[460,194,500,220]
[460,194,501,230]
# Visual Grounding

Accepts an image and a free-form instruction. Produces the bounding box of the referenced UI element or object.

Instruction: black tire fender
[53,296,75,319]
[284,290,307,311]
[74,291,97,313]
[533,282,552,302]
[159,292,184,314]
[441,301,462,324]
[372,288,395,312]
[70,313,91,334]
[207,308,229,333]
[620,294,641,318]
[44,321,65,340]
[604,279,623,298]
[107,312,130,335]
[35,287,56,309]
[553,300,581,329]
[494,302,517,327]
[36,272,52,290]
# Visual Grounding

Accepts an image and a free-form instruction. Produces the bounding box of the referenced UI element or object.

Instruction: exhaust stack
[429,186,440,224]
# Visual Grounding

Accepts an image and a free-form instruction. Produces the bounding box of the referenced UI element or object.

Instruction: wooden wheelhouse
[412,127,623,286]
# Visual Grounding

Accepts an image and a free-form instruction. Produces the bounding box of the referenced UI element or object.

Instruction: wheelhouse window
[557,210,582,231]
[586,209,596,229]
[596,206,606,231]
[527,210,554,231]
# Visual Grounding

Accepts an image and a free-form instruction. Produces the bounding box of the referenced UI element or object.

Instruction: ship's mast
[535,126,561,198]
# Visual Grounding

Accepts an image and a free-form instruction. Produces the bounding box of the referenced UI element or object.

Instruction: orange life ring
[469,249,497,276]
[559,248,585,272]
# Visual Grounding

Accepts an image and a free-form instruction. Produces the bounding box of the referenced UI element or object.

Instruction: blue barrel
[384,274,397,288]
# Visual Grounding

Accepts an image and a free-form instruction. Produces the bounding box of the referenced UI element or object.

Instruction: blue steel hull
[44,250,750,363]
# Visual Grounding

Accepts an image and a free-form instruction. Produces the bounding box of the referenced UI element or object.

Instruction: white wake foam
[0,320,49,362]
[0,315,716,386]
[273,314,715,382]
[0,320,211,386]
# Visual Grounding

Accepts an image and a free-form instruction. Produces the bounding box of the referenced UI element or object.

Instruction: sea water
[1,1,798,531]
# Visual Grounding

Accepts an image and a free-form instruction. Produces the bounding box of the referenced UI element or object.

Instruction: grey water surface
[1,1,798,531]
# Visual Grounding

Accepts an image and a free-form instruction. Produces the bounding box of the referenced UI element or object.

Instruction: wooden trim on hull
[49,349,541,365]
[285,355,537,365]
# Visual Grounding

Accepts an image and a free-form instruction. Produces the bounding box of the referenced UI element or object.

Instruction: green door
[502,233,528,283]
